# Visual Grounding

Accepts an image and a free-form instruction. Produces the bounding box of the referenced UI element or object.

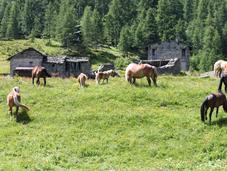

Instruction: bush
[114,57,131,69]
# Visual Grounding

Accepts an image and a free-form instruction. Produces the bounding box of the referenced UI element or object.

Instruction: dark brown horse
[32,66,51,86]
[218,73,227,92]
[125,63,157,86]
[200,91,227,124]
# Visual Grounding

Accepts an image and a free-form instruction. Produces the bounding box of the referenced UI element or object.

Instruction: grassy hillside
[0,75,226,170]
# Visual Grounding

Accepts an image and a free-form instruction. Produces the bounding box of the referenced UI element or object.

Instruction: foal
[77,73,88,88]
[200,91,227,124]
[95,70,115,84]
[7,87,29,120]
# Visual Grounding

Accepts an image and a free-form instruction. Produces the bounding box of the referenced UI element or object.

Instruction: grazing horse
[95,70,115,84]
[200,91,227,124]
[77,73,88,88]
[125,63,157,86]
[7,87,29,120]
[32,66,51,86]
[214,60,227,77]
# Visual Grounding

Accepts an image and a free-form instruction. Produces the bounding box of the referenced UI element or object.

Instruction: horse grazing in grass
[95,69,115,84]
[7,87,29,120]
[125,63,157,86]
[200,91,227,124]
[214,60,227,77]
[77,73,88,88]
[32,66,51,86]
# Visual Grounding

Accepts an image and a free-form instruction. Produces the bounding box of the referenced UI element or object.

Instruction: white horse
[214,60,227,77]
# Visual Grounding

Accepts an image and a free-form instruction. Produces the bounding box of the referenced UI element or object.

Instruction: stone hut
[148,41,190,71]
[8,48,91,77]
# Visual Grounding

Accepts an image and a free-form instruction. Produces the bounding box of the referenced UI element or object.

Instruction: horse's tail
[13,95,29,111]
[200,98,208,122]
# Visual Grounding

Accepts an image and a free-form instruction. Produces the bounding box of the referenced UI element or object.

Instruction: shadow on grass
[212,117,227,127]
[16,111,31,124]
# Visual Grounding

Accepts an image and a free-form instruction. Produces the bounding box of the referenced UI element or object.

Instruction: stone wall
[10,50,44,76]
[148,41,190,71]
[156,58,181,75]
[43,63,66,77]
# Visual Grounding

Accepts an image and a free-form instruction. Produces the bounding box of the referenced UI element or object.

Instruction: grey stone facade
[9,48,44,76]
[148,41,190,71]
[8,48,91,77]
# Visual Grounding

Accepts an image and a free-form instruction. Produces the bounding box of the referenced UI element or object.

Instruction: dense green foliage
[0,75,227,170]
[1,0,227,70]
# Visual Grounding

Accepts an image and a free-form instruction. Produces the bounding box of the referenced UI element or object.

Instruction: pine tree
[183,0,194,23]
[6,1,19,39]
[156,0,183,41]
[0,0,8,21]
[43,2,57,44]
[118,25,132,53]
[134,8,158,48]
[59,5,77,47]
[0,3,11,38]
[21,0,33,36]
[91,8,103,47]
[104,0,135,46]
[80,6,93,46]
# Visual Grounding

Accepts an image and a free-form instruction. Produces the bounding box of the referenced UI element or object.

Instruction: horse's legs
[43,77,46,86]
[205,108,208,120]
[32,76,35,85]
[15,106,19,121]
[132,78,136,84]
[9,107,12,116]
[216,107,219,118]
[209,107,214,124]
[147,77,151,86]
[36,77,40,85]
[151,75,157,86]
[106,78,108,84]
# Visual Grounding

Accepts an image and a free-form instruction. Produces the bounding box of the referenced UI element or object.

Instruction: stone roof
[8,47,46,60]
[46,56,66,64]
[8,48,89,64]
[46,56,89,64]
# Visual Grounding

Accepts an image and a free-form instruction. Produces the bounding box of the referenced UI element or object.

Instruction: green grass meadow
[0,75,227,170]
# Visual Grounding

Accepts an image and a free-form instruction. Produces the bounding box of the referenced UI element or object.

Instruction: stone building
[8,48,91,77]
[148,41,190,71]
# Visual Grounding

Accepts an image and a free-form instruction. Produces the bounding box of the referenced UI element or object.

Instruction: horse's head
[13,87,20,93]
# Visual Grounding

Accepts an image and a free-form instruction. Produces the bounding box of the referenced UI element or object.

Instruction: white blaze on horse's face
[13,87,20,93]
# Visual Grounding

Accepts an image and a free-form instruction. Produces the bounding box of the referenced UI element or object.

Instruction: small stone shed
[8,48,91,77]
[148,41,190,71]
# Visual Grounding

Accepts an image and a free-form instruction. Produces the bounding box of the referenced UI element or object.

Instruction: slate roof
[46,56,89,64]
[8,47,46,60]
[8,48,89,64]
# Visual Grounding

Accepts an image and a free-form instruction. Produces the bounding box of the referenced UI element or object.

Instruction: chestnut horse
[95,70,115,84]
[200,91,227,124]
[214,60,227,77]
[7,87,29,120]
[32,66,51,86]
[125,63,157,86]
[77,73,88,88]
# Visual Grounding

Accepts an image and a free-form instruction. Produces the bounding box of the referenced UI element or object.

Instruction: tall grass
[0,75,226,170]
